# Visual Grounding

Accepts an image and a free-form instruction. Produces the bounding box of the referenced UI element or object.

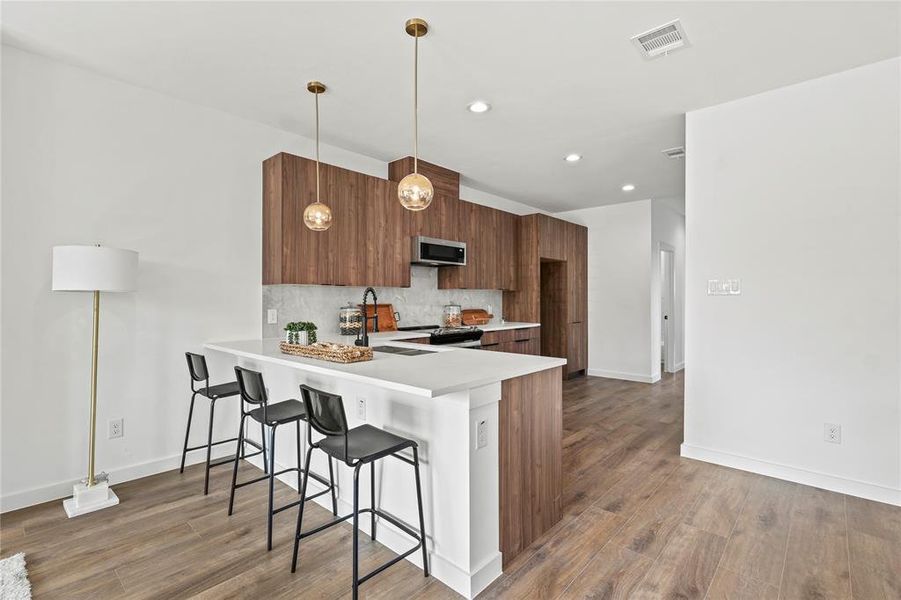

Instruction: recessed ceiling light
[564,153,582,162]
[467,100,491,113]
[622,184,635,192]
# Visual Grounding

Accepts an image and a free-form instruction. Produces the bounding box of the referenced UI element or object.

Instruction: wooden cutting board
[462,308,493,326]
[361,303,398,332]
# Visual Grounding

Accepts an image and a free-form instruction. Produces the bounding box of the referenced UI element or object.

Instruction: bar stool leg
[180,392,197,473]
[290,445,314,573]
[203,399,216,495]
[328,457,338,516]
[267,424,277,551]
[295,421,302,495]
[370,462,377,541]
[413,447,429,577]
[228,414,246,516]
[238,400,246,460]
[352,463,362,600]
[261,422,269,475]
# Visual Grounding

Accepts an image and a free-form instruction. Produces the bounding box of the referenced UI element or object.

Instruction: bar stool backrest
[185,352,210,390]
[299,384,350,463]
[235,366,269,421]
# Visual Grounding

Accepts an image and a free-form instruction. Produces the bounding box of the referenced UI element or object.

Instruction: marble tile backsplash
[262,266,503,338]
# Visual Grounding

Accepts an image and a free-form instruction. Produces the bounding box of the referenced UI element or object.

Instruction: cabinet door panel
[497,210,518,291]
[363,179,410,287]
[538,214,567,261]
[567,322,586,374]
[565,222,588,323]
[408,193,459,241]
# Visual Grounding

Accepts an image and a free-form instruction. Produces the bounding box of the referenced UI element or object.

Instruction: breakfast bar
[205,339,565,599]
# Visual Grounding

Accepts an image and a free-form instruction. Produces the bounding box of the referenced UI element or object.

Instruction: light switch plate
[267,309,278,324]
[476,419,488,450]
[707,278,742,296]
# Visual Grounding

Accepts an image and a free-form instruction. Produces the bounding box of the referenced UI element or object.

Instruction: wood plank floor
[3,372,900,599]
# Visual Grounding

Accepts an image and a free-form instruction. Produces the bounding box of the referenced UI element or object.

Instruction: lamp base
[63,476,119,518]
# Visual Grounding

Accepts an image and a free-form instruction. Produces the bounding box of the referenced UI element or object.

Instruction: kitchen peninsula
[205,337,564,599]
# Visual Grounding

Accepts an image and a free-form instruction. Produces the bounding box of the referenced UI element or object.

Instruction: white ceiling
[3,1,899,212]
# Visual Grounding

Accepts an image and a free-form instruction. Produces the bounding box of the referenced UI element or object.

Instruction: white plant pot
[285,330,309,345]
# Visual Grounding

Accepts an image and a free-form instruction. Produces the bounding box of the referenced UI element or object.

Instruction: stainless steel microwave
[411,236,466,266]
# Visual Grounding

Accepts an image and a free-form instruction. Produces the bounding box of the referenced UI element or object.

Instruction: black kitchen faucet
[355,287,379,347]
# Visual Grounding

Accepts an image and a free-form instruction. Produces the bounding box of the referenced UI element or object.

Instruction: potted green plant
[284,321,318,346]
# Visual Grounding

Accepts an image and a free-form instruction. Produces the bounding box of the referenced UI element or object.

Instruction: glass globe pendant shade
[397,172,434,211]
[303,201,333,231]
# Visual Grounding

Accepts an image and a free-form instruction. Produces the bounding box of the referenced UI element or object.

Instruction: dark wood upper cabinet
[565,221,588,324]
[263,153,409,287]
[538,214,567,261]
[496,209,519,291]
[405,193,460,242]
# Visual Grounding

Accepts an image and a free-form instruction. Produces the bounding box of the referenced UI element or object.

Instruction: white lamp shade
[52,245,138,292]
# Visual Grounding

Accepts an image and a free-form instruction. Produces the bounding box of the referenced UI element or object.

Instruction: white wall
[683,58,901,505]
[651,200,686,377]
[558,200,657,382]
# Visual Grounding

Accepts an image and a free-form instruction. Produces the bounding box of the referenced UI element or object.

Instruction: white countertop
[205,337,564,398]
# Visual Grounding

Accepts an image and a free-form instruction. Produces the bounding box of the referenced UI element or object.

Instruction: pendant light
[397,18,434,211]
[303,81,333,231]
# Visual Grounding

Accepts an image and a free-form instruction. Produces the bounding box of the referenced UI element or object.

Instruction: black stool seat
[319,424,415,463]
[250,399,307,425]
[197,381,241,399]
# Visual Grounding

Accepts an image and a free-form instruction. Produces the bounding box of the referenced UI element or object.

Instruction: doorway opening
[660,248,676,373]
[540,259,567,360]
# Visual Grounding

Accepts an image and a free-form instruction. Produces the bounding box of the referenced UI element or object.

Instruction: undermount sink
[372,346,438,357]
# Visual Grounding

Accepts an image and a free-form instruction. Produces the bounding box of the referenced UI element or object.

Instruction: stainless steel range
[397,325,484,348]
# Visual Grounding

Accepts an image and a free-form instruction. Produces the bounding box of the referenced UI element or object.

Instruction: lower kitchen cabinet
[566,322,587,376]
[481,328,540,355]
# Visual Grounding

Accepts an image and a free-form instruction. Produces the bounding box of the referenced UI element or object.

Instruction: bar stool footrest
[184,437,239,453]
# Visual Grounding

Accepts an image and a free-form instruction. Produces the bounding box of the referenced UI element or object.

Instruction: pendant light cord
[315,90,321,203]
[413,32,419,175]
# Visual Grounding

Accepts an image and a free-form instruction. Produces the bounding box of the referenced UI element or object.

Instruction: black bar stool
[229,366,338,551]
[291,384,428,599]
[181,352,266,495]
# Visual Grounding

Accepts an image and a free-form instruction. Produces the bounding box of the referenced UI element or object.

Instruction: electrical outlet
[357,397,366,420]
[824,423,841,444]
[476,419,488,450]
[267,309,278,324]
[108,418,124,439]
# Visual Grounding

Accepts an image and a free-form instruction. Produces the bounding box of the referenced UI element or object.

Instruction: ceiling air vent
[631,19,689,59]
[661,146,686,159]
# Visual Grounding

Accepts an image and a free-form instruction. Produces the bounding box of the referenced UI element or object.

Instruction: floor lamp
[52,245,138,518]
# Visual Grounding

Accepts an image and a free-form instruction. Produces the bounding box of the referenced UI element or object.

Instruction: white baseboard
[680,443,901,507]
[587,369,658,383]
[0,446,232,514]
[673,362,685,372]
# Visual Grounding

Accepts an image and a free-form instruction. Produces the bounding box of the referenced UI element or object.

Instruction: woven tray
[279,341,373,364]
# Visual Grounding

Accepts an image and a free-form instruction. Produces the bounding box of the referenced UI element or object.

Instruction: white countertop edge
[337,322,541,343]
[479,322,541,332]
[204,340,565,399]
